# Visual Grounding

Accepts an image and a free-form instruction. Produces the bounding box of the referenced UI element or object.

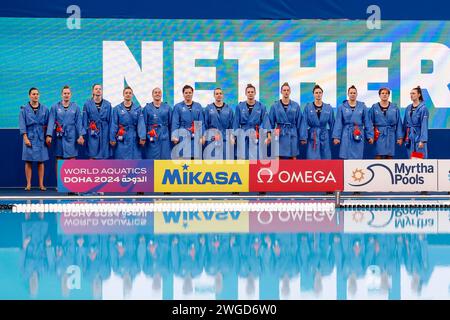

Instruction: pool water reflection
[0,206,449,300]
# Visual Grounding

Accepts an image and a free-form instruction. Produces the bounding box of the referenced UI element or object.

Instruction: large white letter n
[103,41,163,107]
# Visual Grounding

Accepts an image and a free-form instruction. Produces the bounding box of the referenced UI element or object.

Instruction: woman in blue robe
[203,88,234,160]
[232,84,271,160]
[269,82,303,159]
[109,86,146,159]
[301,85,335,159]
[46,86,85,159]
[332,85,374,159]
[369,87,403,159]
[403,86,429,158]
[19,88,49,191]
[142,87,172,159]
[82,84,112,159]
[171,85,205,160]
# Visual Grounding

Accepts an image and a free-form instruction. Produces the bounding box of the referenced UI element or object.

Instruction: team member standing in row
[332,85,373,159]
[233,84,271,160]
[83,84,112,160]
[404,86,429,159]
[19,88,49,191]
[369,88,403,159]
[46,86,84,162]
[171,85,205,160]
[142,87,172,160]
[269,82,303,159]
[109,86,146,159]
[203,88,234,160]
[301,85,335,160]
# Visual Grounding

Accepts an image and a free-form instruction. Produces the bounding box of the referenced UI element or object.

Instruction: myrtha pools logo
[349,163,434,186]
[351,210,435,230]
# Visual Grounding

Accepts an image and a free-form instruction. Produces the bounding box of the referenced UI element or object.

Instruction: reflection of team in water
[20,214,435,299]
[19,84,429,189]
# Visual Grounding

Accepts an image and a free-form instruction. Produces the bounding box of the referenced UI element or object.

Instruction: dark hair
[213,87,222,94]
[123,86,133,93]
[92,84,101,90]
[246,83,256,92]
[28,87,39,95]
[182,85,194,93]
[347,85,357,93]
[152,87,162,94]
[378,87,390,95]
[412,86,424,102]
[61,85,70,92]
[280,82,290,91]
[312,84,323,93]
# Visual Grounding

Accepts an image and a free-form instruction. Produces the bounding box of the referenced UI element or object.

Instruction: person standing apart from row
[19,88,49,191]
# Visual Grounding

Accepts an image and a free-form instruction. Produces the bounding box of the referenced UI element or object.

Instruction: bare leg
[25,161,32,189]
[38,162,45,190]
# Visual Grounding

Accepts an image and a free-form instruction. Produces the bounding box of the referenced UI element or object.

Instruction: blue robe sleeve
[82,103,88,136]
[199,106,206,135]
[363,104,374,140]
[328,105,336,132]
[19,107,27,135]
[75,105,85,137]
[171,105,180,140]
[402,109,408,138]
[229,107,235,133]
[268,104,276,129]
[44,107,49,129]
[137,108,146,140]
[395,108,404,140]
[419,107,429,143]
[107,103,112,127]
[110,107,119,142]
[332,105,343,139]
[203,106,210,129]
[46,105,56,137]
[168,105,173,140]
[142,105,148,129]
[298,106,308,141]
[260,105,271,131]
[298,106,307,141]
[368,106,375,126]
[232,105,241,131]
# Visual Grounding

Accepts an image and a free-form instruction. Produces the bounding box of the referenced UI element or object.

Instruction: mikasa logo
[162,164,242,185]
[162,211,241,228]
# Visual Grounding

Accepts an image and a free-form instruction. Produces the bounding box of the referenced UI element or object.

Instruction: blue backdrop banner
[1,18,449,129]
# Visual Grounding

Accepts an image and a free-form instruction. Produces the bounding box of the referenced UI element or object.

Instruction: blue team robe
[19,103,49,162]
[203,103,234,160]
[47,102,84,158]
[301,102,335,159]
[142,102,172,160]
[332,100,374,159]
[369,103,404,157]
[109,103,146,160]
[233,101,271,160]
[171,101,205,159]
[268,100,303,158]
[403,102,429,158]
[82,99,112,159]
